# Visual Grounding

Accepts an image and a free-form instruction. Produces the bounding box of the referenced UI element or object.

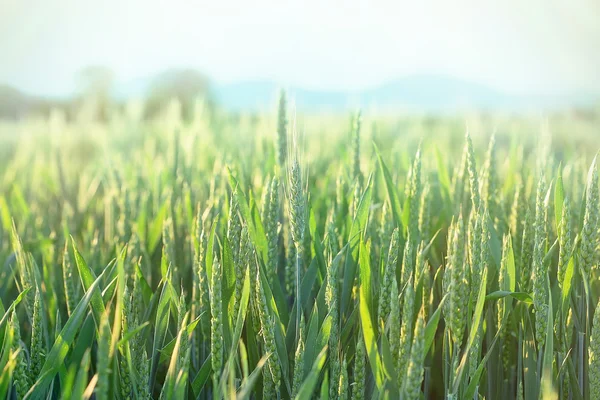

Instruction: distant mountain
[1,74,598,118]
[214,76,509,111]
[0,85,74,119]
[213,75,600,112]
[0,85,38,118]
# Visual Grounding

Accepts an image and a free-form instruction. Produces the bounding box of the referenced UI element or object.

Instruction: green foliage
[0,100,599,399]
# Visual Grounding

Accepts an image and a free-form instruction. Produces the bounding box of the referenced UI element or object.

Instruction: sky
[1,0,599,97]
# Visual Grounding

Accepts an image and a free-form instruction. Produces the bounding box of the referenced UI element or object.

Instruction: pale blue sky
[1,0,599,97]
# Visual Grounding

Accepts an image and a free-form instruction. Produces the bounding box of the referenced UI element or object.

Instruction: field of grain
[1,94,600,399]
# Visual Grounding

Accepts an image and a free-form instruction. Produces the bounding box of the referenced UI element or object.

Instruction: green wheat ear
[138,350,152,400]
[302,202,312,270]
[557,196,572,288]
[337,355,349,400]
[351,327,366,400]
[62,239,77,317]
[418,180,430,241]
[352,110,363,186]
[407,146,422,242]
[291,314,306,398]
[531,175,548,346]
[29,287,45,382]
[466,132,481,210]
[444,212,467,349]
[227,187,242,266]
[590,298,600,399]
[510,178,525,277]
[125,231,143,283]
[400,230,416,301]
[335,170,346,217]
[176,290,190,373]
[326,250,340,346]
[210,258,223,380]
[520,207,534,292]
[327,252,341,400]
[162,216,177,278]
[233,226,248,319]
[326,209,339,257]
[481,134,499,223]
[288,155,306,335]
[289,158,305,271]
[388,277,401,375]
[496,234,512,370]
[277,89,288,167]
[378,228,400,325]
[262,367,276,399]
[195,223,210,343]
[119,284,132,400]
[255,264,281,394]
[11,310,30,400]
[468,210,482,313]
[581,156,599,274]
[398,274,415,383]
[330,351,341,400]
[285,230,297,294]
[517,380,524,400]
[415,242,431,320]
[403,306,426,400]
[266,175,280,284]
[380,200,394,254]
[451,141,469,210]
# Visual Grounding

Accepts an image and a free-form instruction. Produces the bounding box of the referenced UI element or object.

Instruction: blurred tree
[0,85,33,118]
[76,66,115,121]
[145,69,213,120]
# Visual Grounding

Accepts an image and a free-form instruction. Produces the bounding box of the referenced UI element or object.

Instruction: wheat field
[1,94,600,399]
